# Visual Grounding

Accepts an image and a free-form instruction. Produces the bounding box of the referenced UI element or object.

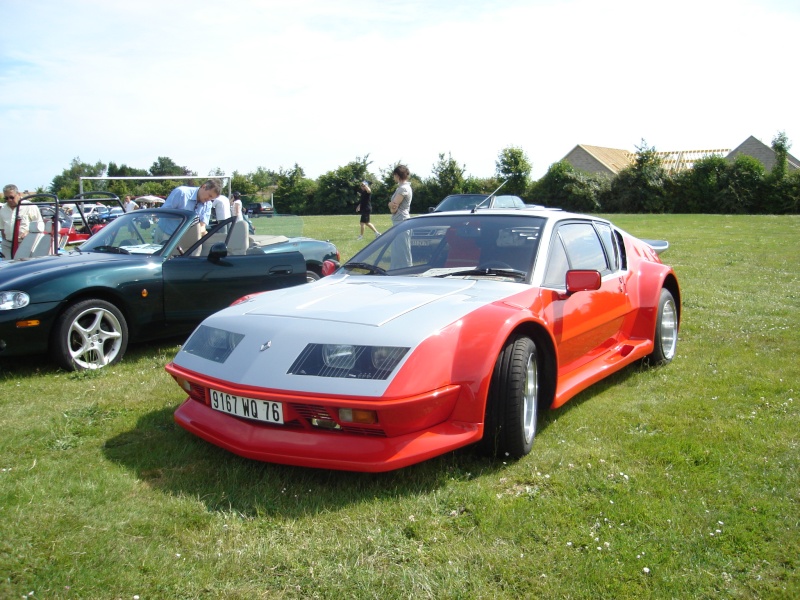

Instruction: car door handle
[269,266,295,275]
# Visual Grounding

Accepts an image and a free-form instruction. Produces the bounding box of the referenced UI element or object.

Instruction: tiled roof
[563,136,798,176]
[575,145,633,173]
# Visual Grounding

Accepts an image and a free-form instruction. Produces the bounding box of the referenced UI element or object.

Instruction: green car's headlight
[0,291,30,310]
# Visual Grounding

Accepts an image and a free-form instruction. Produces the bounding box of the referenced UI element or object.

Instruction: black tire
[306,270,321,283]
[51,299,129,371]
[482,335,539,458]
[647,288,678,365]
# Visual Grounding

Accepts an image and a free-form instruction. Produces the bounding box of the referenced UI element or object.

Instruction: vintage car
[167,208,680,472]
[0,209,339,370]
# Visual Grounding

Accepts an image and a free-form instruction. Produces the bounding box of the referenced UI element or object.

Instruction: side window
[543,235,569,288]
[559,223,608,273]
[594,222,620,272]
[614,229,628,271]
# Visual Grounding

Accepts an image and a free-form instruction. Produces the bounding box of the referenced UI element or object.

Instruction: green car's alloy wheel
[51,299,129,371]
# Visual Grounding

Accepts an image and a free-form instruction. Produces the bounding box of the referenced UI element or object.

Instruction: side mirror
[565,270,601,294]
[208,242,228,261]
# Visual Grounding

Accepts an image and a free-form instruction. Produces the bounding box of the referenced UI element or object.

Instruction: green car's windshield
[80,211,183,255]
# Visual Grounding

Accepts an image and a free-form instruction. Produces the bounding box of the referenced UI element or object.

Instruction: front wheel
[482,335,539,458]
[51,299,129,371]
[647,288,678,365]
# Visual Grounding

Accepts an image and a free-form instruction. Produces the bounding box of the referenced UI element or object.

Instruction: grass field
[1,214,798,599]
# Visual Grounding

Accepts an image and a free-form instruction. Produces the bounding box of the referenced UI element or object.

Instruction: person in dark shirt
[355,180,380,240]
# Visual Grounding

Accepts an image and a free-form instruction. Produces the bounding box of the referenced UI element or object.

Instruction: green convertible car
[0,209,339,370]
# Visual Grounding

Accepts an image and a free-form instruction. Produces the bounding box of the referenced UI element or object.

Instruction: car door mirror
[208,242,228,261]
[565,270,601,294]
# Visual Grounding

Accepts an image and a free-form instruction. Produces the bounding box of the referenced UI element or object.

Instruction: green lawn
[1,214,798,599]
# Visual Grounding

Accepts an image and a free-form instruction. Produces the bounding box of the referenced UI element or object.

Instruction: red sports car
[167,209,680,472]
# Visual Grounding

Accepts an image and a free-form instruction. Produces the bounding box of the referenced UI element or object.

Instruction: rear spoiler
[642,239,669,255]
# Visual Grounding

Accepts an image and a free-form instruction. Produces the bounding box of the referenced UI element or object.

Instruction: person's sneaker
[357,235,363,240]
[375,232,381,238]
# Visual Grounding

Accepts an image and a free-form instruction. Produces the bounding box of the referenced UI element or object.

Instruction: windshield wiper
[434,267,526,280]
[91,245,130,255]
[343,262,387,275]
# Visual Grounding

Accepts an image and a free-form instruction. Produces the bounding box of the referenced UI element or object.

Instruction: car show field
[0,213,797,599]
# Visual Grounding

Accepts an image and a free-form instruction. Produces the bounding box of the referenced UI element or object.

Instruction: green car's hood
[0,251,157,293]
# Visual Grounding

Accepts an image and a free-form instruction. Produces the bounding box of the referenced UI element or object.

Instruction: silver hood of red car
[173,274,525,394]
[244,277,488,326]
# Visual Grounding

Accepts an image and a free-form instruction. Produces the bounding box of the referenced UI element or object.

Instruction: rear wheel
[647,288,678,365]
[306,270,321,282]
[51,299,129,371]
[482,335,539,458]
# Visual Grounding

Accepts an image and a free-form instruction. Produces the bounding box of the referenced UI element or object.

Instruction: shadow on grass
[539,358,653,425]
[0,335,188,377]
[103,405,507,518]
[98,353,651,518]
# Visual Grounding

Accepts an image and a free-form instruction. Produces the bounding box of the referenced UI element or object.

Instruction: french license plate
[209,389,284,424]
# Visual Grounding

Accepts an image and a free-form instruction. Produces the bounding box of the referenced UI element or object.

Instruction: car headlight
[290,344,410,380]
[0,291,30,310]
[182,325,245,363]
[322,344,357,370]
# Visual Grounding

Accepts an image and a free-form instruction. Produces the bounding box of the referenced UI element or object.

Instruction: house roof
[573,145,633,174]
[562,136,799,177]
[655,148,731,173]
[726,135,800,171]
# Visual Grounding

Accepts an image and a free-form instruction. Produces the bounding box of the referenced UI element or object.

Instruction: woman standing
[356,181,380,239]
[231,192,244,222]
[387,165,413,269]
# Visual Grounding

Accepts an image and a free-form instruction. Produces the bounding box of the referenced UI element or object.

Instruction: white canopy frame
[79,175,232,198]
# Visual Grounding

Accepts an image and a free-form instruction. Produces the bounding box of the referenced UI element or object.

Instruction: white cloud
[1,0,798,191]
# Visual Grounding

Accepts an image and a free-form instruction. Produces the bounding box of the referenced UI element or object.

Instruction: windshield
[80,211,185,256]
[343,214,545,282]
[434,194,489,212]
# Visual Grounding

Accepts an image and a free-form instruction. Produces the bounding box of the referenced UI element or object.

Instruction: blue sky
[1,0,798,191]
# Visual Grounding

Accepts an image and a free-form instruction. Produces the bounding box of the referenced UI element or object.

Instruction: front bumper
[0,301,61,357]
[174,399,480,472]
[168,363,481,472]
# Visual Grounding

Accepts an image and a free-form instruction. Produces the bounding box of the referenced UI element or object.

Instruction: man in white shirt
[213,194,231,221]
[123,195,139,213]
[1,184,43,259]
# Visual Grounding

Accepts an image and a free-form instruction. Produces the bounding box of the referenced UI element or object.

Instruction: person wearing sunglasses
[1,184,43,259]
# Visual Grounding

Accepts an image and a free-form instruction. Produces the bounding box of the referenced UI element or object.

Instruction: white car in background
[71,203,103,224]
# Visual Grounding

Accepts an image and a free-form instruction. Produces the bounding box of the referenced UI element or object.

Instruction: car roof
[411,206,603,224]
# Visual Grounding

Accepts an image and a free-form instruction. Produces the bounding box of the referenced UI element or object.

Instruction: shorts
[359,211,371,224]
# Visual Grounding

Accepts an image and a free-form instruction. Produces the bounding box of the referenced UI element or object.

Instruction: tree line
[38,133,799,215]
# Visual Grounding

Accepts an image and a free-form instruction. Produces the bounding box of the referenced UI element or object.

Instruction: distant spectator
[355,181,380,240]
[388,164,412,224]
[1,184,43,259]
[387,165,413,269]
[231,192,244,222]
[123,195,139,213]
[213,193,231,221]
